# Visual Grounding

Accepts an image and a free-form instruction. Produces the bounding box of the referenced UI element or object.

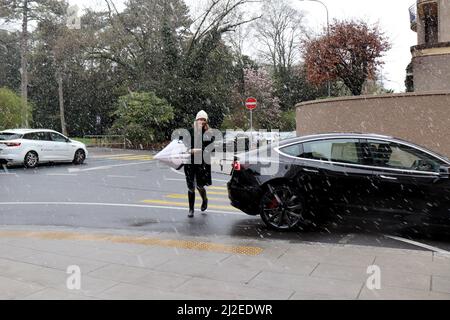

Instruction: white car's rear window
[0,133,23,141]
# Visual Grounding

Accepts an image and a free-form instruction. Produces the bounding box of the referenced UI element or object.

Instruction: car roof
[277,132,450,164]
[278,132,394,146]
[0,129,61,135]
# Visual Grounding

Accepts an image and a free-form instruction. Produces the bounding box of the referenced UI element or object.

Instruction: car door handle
[380,175,398,180]
[303,168,319,173]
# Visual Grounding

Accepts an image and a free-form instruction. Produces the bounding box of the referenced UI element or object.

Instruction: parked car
[227,133,450,231]
[0,129,88,168]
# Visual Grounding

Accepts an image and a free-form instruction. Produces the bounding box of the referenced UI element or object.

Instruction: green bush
[111,92,174,147]
[279,110,296,131]
[0,87,28,130]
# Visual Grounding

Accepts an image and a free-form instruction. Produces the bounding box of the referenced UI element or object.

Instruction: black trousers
[184,164,208,192]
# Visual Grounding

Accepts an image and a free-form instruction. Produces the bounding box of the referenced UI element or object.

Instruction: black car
[227,133,450,231]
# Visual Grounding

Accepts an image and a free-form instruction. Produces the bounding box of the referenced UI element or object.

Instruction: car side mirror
[66,138,71,143]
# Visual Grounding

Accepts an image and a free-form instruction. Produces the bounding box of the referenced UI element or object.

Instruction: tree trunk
[20,0,29,128]
[57,69,67,136]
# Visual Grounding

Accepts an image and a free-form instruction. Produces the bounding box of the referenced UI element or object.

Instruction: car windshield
[0,133,22,140]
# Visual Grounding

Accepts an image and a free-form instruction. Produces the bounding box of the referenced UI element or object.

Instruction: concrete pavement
[0,225,449,300]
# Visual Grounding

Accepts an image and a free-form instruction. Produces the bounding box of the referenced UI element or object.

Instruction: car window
[23,133,39,140]
[0,133,23,140]
[50,132,67,142]
[299,139,365,164]
[367,140,445,172]
[33,132,52,141]
[280,143,303,157]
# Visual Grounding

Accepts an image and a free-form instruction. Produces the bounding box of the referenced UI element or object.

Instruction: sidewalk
[0,226,449,300]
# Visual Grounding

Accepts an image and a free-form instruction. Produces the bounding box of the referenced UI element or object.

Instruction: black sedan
[227,133,450,231]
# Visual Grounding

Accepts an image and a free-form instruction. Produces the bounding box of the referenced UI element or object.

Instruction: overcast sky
[68,0,418,92]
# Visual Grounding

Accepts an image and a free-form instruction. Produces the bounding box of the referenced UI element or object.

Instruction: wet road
[1,148,449,253]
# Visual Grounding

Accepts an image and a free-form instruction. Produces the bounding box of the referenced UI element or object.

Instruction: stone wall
[296,91,450,157]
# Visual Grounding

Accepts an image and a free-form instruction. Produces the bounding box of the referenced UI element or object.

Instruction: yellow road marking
[141,200,239,211]
[0,231,263,255]
[201,191,228,195]
[208,186,228,190]
[112,156,154,161]
[91,154,135,159]
[166,194,229,202]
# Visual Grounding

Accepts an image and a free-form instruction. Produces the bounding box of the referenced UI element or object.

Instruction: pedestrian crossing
[140,186,240,212]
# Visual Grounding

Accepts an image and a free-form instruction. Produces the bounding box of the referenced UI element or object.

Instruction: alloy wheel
[260,184,305,231]
[74,150,85,164]
[25,152,38,168]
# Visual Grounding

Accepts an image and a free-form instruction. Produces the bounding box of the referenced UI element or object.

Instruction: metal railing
[83,135,127,148]
[409,3,417,31]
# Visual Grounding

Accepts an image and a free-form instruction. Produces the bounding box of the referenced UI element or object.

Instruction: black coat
[183,127,215,188]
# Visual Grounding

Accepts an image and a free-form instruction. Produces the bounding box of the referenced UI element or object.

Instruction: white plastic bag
[154,140,190,170]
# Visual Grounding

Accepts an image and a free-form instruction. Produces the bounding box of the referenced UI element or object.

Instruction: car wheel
[73,149,86,165]
[24,151,39,168]
[260,184,307,231]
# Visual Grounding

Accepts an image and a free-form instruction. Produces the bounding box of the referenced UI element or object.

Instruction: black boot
[188,191,195,218]
[198,187,208,212]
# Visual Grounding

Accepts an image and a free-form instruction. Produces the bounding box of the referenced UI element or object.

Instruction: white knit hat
[195,110,208,121]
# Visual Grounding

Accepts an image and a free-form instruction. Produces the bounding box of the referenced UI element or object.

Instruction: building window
[423,2,439,45]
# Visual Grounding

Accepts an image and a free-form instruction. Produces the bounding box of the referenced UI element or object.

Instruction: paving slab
[220,255,319,276]
[23,288,98,300]
[359,286,450,300]
[12,251,109,273]
[432,276,450,294]
[0,276,44,299]
[97,283,203,300]
[174,277,294,300]
[249,271,363,299]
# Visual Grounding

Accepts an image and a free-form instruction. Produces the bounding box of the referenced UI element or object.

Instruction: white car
[0,129,88,168]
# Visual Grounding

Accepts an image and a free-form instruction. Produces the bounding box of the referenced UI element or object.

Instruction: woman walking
[184,110,215,218]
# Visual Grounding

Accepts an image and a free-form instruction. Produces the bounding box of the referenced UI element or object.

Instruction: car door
[23,132,51,161]
[280,139,378,221]
[49,132,71,160]
[366,139,450,227]
[278,142,330,213]
[302,138,379,220]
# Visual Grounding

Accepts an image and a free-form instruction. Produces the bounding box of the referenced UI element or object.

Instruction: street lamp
[299,0,331,97]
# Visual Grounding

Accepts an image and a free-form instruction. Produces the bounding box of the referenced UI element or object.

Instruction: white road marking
[164,177,229,185]
[46,174,78,176]
[0,202,247,216]
[0,165,17,176]
[385,235,450,255]
[170,168,185,176]
[107,175,136,179]
[68,161,154,173]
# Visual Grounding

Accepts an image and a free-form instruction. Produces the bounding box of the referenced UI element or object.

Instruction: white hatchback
[0,129,88,168]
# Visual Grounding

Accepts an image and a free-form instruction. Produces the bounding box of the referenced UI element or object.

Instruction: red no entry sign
[245,97,257,110]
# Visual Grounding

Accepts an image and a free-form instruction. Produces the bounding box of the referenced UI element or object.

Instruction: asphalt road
[1,148,449,253]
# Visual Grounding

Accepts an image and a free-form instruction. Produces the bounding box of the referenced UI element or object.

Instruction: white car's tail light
[5,142,21,147]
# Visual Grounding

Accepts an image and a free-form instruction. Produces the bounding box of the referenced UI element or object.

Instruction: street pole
[250,109,253,149]
[299,0,331,97]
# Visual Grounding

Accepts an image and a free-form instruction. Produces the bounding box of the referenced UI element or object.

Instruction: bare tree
[254,0,307,73]
[184,0,261,78]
